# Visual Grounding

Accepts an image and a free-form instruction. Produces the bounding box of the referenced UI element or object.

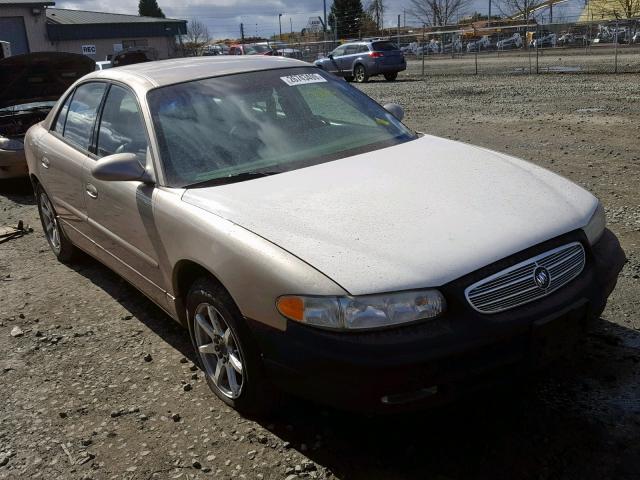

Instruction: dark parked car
[112,48,156,67]
[314,40,406,83]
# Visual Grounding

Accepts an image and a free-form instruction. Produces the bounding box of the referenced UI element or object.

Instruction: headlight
[277,289,446,331]
[0,135,23,151]
[582,201,606,245]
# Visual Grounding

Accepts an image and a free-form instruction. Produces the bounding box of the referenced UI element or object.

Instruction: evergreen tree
[138,0,165,18]
[329,0,364,38]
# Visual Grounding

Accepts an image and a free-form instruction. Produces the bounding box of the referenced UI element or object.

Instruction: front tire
[36,184,76,263]
[187,277,278,416]
[354,64,369,83]
[384,72,398,81]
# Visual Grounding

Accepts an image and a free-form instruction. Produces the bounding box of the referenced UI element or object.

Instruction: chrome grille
[465,242,586,314]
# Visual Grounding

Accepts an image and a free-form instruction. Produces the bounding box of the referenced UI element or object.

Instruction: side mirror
[328,53,334,59]
[383,103,405,121]
[91,152,153,183]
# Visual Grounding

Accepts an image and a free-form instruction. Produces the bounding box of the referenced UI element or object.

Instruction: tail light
[369,51,384,58]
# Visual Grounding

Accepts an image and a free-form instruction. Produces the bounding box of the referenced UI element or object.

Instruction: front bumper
[0,149,28,179]
[247,229,625,412]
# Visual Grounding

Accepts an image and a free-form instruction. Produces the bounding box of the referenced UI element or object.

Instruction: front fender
[153,189,348,331]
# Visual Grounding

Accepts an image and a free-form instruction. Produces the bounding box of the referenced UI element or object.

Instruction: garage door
[0,17,29,55]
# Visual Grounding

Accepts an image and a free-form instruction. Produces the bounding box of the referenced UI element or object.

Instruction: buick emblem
[533,266,551,290]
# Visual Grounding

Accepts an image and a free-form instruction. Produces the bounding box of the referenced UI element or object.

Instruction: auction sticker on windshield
[280,74,327,86]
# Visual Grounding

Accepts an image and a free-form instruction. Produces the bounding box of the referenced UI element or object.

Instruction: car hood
[0,52,95,109]
[182,135,597,295]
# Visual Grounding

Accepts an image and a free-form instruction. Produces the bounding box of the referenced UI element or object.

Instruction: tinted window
[53,94,72,134]
[96,85,147,158]
[331,46,346,56]
[359,45,370,53]
[345,45,359,54]
[63,83,107,150]
[372,41,398,51]
[148,67,415,187]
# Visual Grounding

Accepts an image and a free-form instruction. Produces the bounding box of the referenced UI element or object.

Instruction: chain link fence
[272,18,640,76]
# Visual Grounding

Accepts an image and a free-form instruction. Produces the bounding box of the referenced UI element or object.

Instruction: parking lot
[1,63,639,479]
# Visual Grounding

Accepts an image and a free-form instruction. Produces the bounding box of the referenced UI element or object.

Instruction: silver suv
[314,40,406,83]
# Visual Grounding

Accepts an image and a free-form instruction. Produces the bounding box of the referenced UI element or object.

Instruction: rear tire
[354,64,369,83]
[186,277,279,416]
[384,72,398,81]
[36,184,77,263]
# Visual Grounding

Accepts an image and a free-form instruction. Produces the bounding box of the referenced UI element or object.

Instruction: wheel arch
[172,259,237,326]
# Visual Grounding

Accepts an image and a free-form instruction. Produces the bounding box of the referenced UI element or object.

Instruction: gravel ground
[1,66,639,480]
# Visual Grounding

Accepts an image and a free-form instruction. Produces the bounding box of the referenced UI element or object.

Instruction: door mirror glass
[91,152,152,183]
[383,103,405,121]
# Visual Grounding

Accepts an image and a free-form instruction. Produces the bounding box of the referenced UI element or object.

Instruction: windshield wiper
[185,171,279,188]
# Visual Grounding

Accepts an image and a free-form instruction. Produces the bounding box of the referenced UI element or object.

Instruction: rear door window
[53,93,72,135]
[345,45,359,55]
[63,82,107,151]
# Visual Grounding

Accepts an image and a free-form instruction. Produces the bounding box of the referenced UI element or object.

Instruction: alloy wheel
[194,303,244,399]
[355,65,366,82]
[39,191,61,254]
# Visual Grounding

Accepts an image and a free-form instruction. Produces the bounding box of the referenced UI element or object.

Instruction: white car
[95,61,112,71]
[497,33,523,50]
[467,36,492,52]
[25,57,625,413]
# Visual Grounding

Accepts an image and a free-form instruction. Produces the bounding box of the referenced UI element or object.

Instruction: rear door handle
[86,183,98,199]
[41,157,50,169]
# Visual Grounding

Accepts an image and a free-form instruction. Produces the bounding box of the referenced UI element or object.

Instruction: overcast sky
[56,0,494,39]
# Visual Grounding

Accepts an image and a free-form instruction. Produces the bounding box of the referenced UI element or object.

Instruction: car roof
[85,56,308,89]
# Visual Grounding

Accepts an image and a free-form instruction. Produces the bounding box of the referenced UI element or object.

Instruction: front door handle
[41,157,50,169]
[86,183,98,199]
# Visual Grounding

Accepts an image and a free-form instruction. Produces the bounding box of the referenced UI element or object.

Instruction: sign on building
[306,16,324,33]
[81,45,96,55]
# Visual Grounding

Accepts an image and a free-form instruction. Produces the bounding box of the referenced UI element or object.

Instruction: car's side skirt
[59,218,182,324]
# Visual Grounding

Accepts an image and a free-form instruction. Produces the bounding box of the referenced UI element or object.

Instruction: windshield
[148,67,416,187]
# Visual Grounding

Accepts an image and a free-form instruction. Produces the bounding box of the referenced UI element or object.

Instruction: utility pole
[279,13,282,40]
[488,0,492,26]
[397,14,401,48]
[240,23,245,44]
[323,0,327,32]
[290,17,293,36]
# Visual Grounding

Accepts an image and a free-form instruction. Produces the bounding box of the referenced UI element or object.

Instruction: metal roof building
[0,0,186,60]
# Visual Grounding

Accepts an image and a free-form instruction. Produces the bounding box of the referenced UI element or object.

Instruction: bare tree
[589,0,640,19]
[408,0,470,26]
[183,19,210,56]
[367,0,386,30]
[495,0,535,21]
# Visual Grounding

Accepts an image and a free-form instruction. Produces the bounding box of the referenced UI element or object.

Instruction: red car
[228,44,275,56]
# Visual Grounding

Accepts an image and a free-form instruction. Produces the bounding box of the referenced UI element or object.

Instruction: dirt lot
[1,66,639,480]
